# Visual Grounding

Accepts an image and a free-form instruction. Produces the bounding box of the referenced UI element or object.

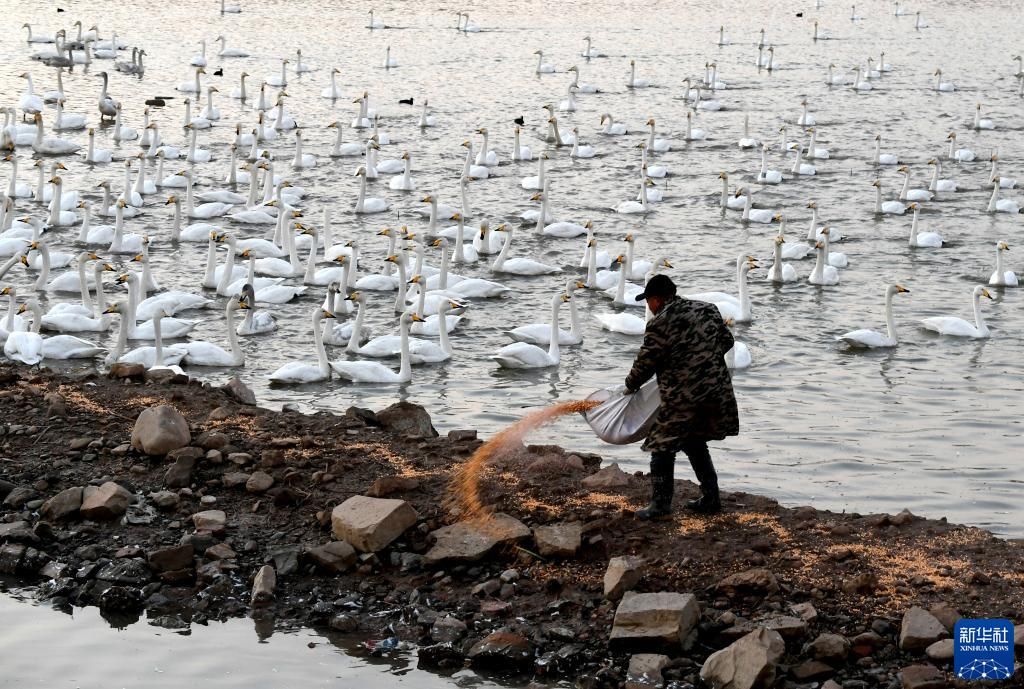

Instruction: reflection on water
[0,0,1021,543]
[0,586,529,689]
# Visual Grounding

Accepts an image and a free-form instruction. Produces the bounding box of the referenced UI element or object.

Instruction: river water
[1,0,1022,679]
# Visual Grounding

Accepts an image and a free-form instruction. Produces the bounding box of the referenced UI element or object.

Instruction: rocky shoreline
[1,364,1022,689]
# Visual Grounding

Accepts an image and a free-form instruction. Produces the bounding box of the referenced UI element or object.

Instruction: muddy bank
[1,364,1022,688]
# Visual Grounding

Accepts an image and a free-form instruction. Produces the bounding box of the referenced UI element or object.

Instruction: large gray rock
[423,513,530,565]
[131,405,190,456]
[375,401,437,438]
[807,633,851,664]
[699,628,786,689]
[40,487,83,521]
[604,555,646,600]
[80,482,131,520]
[899,607,948,652]
[251,564,276,606]
[924,639,954,662]
[221,376,256,405]
[331,495,419,552]
[148,544,194,572]
[533,522,583,557]
[306,541,357,573]
[582,462,633,490]
[610,592,701,651]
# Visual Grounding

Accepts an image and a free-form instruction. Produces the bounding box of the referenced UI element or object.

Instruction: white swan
[808,240,840,286]
[934,69,955,92]
[534,50,555,74]
[382,45,398,69]
[31,114,80,155]
[327,121,363,157]
[873,180,906,215]
[353,165,390,214]
[570,128,596,158]
[321,68,343,99]
[757,145,782,184]
[790,145,816,176]
[40,256,114,333]
[419,100,436,128]
[838,284,911,348]
[686,254,757,321]
[989,152,1016,189]
[873,133,900,165]
[268,308,335,383]
[182,299,245,367]
[921,286,993,338]
[332,312,418,383]
[738,113,760,148]
[946,132,976,163]
[766,235,797,283]
[820,227,849,268]
[367,9,387,29]
[600,113,627,135]
[581,36,604,58]
[644,118,670,152]
[988,242,1017,287]
[907,204,944,247]
[567,65,600,93]
[987,180,1021,214]
[741,190,774,224]
[613,177,651,215]
[627,59,648,88]
[493,293,566,369]
[53,99,87,130]
[216,35,250,57]
[897,166,933,202]
[973,103,994,130]
[508,280,584,346]
[928,158,957,193]
[719,172,748,211]
[492,225,561,275]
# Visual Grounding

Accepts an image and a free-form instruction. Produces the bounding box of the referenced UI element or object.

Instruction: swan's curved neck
[883,288,898,341]
[393,257,407,312]
[586,239,598,287]
[34,243,50,290]
[76,255,92,312]
[874,185,883,213]
[736,258,751,318]
[217,239,238,294]
[355,173,368,212]
[203,236,217,285]
[312,311,329,376]
[534,192,549,233]
[346,299,366,353]
[437,242,450,291]
[771,241,782,278]
[397,316,412,381]
[972,290,988,334]
[492,228,514,270]
[899,171,911,200]
[303,228,319,283]
[547,297,561,361]
[987,184,999,212]
[225,302,242,363]
[811,245,826,281]
[568,290,581,338]
[909,208,920,243]
[995,246,1005,277]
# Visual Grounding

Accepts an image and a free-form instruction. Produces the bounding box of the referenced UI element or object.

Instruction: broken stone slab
[714,568,780,597]
[927,602,961,632]
[626,653,670,689]
[205,543,237,560]
[0,544,25,574]
[192,509,227,533]
[699,628,786,689]
[899,607,948,652]
[108,362,145,379]
[467,631,534,670]
[582,462,633,490]
[131,405,191,456]
[330,495,419,553]
[423,513,530,565]
[610,592,701,652]
[306,541,357,573]
[899,664,946,689]
[790,660,835,682]
[533,522,583,558]
[251,564,276,607]
[79,482,131,520]
[148,544,194,572]
[790,602,818,623]
[366,475,421,498]
[39,486,83,521]
[763,615,808,640]
[604,555,646,601]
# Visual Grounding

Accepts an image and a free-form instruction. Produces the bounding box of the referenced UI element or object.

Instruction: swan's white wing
[921,317,980,338]
[837,329,894,348]
[269,362,326,383]
[595,313,645,335]
[492,342,554,369]
[330,360,401,383]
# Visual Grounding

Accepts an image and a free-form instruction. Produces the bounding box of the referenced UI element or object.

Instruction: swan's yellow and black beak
[115,274,129,284]
[411,313,426,323]
[130,254,143,263]
[981,289,993,300]
[103,303,118,314]
[896,285,910,294]
[103,263,115,271]
[321,309,336,319]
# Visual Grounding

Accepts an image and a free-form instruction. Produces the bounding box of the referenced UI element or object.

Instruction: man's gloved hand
[622,386,636,395]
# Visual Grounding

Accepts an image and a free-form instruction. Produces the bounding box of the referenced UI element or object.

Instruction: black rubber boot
[683,441,721,514]
[636,454,674,520]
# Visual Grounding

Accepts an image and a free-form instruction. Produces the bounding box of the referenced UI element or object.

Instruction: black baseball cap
[634,274,676,301]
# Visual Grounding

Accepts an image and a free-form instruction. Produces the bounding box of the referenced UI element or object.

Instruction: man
[624,274,739,519]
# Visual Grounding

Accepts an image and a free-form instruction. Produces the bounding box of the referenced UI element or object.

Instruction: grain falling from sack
[448,400,601,521]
